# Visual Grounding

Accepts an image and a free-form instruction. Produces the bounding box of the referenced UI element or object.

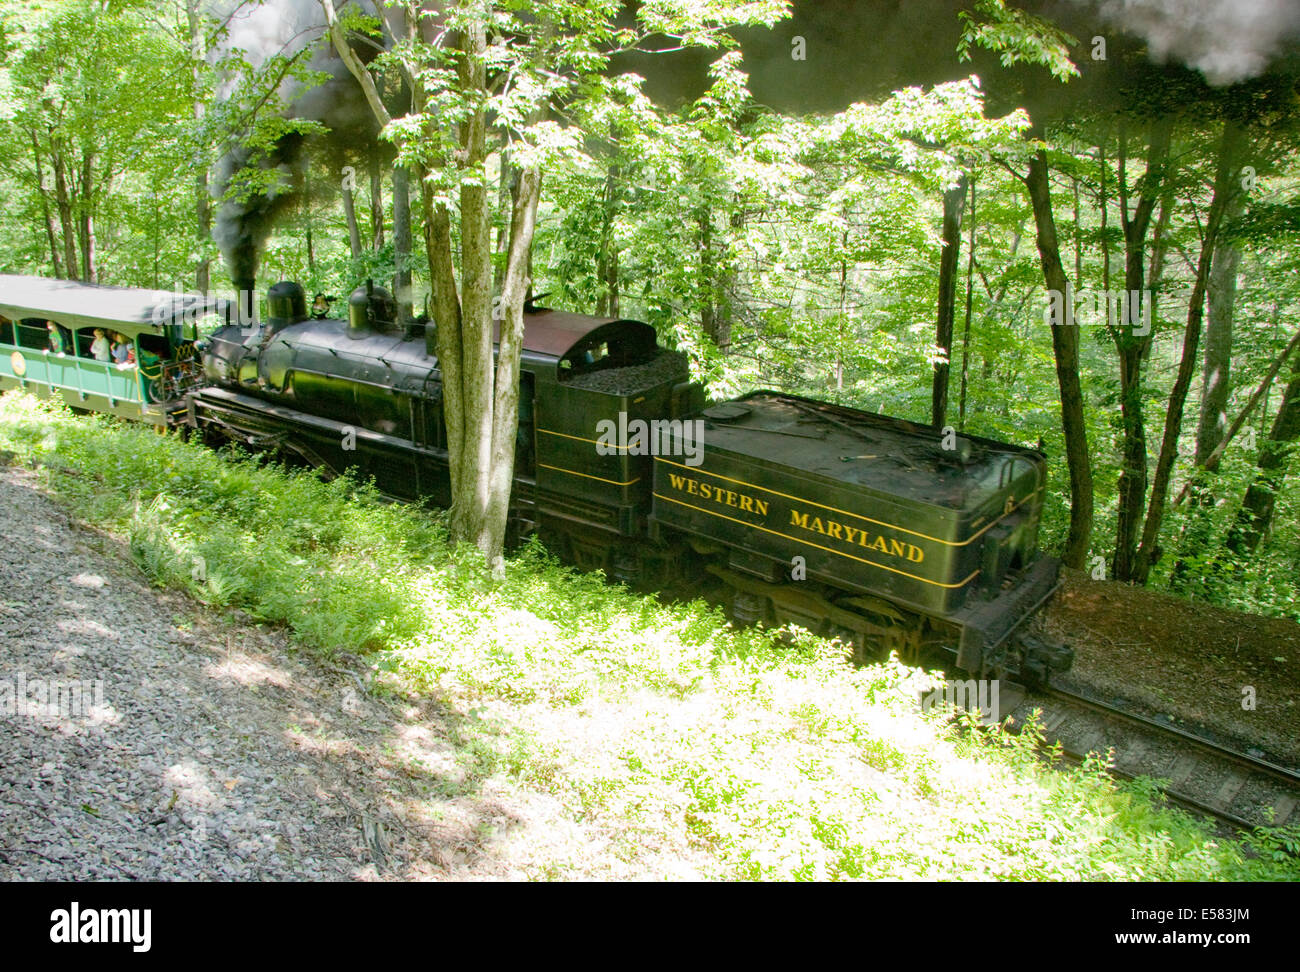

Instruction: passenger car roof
[0,275,230,335]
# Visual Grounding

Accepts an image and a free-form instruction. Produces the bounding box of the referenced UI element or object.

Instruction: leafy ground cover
[2,391,1296,880]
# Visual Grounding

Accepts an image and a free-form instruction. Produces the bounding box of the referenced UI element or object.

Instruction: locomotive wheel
[732,591,772,626]
[825,625,876,666]
[837,622,923,668]
[832,595,925,668]
[895,625,924,666]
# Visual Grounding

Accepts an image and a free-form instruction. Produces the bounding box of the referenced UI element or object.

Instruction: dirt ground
[1034,567,1300,768]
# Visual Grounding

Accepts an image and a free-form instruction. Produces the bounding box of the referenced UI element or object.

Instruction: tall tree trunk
[1111,117,1172,581]
[484,166,543,563]
[31,132,64,279]
[595,168,619,317]
[1195,192,1246,464]
[423,182,465,486]
[392,164,412,323]
[958,178,977,430]
[1134,118,1243,583]
[320,0,533,563]
[51,149,80,279]
[1172,189,1238,584]
[1228,356,1300,554]
[1071,166,1083,286]
[1024,147,1093,568]
[79,149,96,282]
[342,173,363,261]
[370,156,384,251]
[451,17,495,552]
[188,0,211,293]
[1145,196,1172,338]
[932,175,967,429]
[196,170,212,293]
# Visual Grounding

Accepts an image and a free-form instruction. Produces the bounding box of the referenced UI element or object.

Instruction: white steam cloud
[1088,0,1300,85]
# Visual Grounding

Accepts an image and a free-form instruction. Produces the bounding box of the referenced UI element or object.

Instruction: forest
[1,0,1297,617]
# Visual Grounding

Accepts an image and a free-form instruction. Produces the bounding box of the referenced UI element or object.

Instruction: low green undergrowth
[2,390,1296,881]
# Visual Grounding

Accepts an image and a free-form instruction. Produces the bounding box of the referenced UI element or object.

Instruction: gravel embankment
[0,462,527,881]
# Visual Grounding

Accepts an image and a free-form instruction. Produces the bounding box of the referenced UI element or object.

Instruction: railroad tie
[1168,753,1199,788]
[1041,710,1069,734]
[1073,730,1107,758]
[1272,795,1297,827]
[1212,772,1247,811]
[1115,737,1147,771]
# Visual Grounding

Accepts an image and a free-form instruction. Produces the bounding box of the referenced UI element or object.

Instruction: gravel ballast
[0,462,536,881]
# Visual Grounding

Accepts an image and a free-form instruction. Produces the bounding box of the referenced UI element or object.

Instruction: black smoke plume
[210,0,390,307]
[211,0,1300,301]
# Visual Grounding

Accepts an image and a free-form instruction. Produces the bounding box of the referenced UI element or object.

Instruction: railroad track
[1003,683,1300,832]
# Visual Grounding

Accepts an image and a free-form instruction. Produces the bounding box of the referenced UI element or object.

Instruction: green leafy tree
[320,0,789,565]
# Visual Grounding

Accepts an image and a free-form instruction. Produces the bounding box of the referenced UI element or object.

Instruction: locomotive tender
[0,274,1071,682]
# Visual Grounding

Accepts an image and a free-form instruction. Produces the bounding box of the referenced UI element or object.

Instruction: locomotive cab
[526,310,695,546]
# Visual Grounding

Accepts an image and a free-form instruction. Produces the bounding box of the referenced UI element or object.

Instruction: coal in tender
[564,349,689,394]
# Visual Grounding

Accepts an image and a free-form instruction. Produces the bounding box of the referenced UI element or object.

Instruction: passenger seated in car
[46,321,66,355]
[90,328,111,362]
[110,333,133,367]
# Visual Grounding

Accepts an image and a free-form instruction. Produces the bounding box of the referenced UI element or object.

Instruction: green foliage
[957,0,1079,82]
[0,0,1295,623]
[2,392,1295,881]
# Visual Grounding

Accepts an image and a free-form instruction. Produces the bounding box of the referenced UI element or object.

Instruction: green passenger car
[0,275,233,425]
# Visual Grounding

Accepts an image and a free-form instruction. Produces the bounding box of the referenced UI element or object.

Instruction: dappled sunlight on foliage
[2,392,1296,880]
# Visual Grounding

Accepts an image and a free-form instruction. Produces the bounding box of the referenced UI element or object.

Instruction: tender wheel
[732,591,770,626]
[828,625,877,667]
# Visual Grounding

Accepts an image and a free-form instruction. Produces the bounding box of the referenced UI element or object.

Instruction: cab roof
[511,308,658,364]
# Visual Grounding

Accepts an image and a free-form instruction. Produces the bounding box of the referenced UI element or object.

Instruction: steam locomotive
[0,273,1070,682]
[189,280,1071,683]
